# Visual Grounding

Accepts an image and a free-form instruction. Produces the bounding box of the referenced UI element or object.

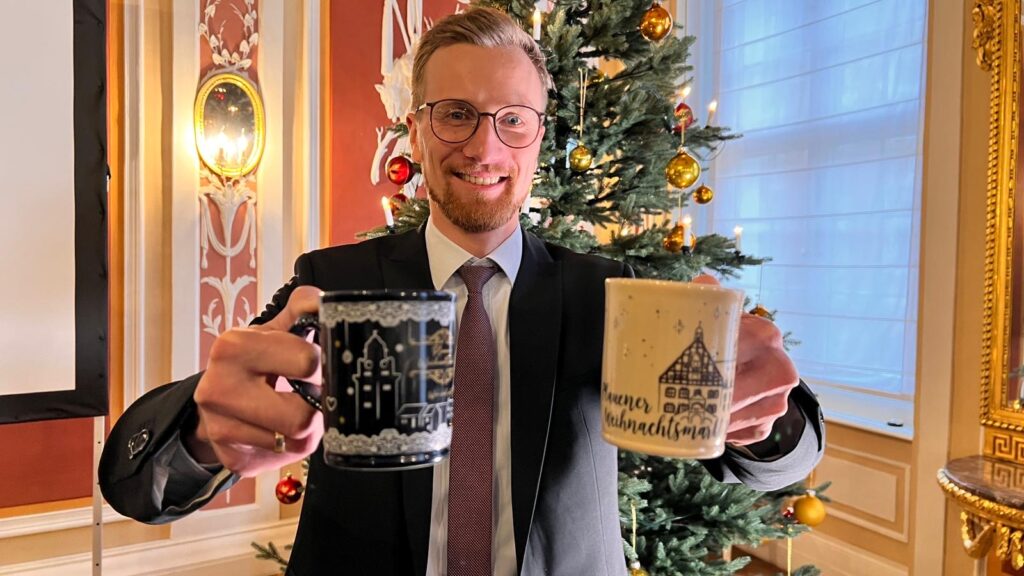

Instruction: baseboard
[737,531,909,576]
[0,518,298,576]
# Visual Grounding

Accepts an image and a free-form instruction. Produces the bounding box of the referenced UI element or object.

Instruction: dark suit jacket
[99,228,824,575]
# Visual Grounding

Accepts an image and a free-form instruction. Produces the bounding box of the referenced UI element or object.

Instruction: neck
[430,209,519,258]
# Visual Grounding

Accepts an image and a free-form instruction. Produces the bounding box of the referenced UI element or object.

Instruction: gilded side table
[938,456,1024,569]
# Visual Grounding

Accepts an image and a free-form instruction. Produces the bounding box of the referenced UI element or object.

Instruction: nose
[460,116,505,164]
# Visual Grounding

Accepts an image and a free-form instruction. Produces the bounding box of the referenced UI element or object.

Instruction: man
[100,7,824,575]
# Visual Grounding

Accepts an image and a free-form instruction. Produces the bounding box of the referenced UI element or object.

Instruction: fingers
[737,314,784,364]
[727,424,775,446]
[190,286,327,476]
[732,345,799,412]
[727,388,790,433]
[258,285,323,332]
[196,407,323,476]
[208,328,320,380]
[197,374,320,438]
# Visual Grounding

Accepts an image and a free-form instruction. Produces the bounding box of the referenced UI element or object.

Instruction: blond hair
[411,7,553,108]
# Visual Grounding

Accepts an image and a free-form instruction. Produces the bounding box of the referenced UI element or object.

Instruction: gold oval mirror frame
[194,72,265,179]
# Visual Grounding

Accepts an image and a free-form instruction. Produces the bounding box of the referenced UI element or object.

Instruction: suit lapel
[381,226,433,290]
[509,231,562,569]
[380,228,435,571]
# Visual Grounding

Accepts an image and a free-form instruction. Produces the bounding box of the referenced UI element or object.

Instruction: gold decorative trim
[938,470,1024,525]
[962,511,995,559]
[973,0,1000,71]
[979,0,1024,449]
[939,470,1024,565]
[193,71,266,179]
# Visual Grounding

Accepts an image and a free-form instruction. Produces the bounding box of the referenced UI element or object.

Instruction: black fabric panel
[0,0,108,423]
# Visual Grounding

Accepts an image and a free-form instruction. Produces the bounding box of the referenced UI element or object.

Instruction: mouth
[453,171,509,187]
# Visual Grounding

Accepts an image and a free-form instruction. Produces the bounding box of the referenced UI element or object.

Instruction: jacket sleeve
[99,259,310,523]
[700,381,825,491]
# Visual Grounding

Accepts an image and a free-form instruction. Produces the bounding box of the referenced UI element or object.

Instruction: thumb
[258,285,323,332]
[691,273,720,287]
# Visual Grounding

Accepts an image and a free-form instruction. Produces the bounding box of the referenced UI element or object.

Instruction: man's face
[408,44,546,234]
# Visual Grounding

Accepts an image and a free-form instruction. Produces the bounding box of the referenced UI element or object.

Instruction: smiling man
[99,7,824,576]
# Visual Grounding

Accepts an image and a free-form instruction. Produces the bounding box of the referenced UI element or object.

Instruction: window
[691,0,927,437]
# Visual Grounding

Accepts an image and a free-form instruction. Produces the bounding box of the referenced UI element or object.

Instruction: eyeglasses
[415,99,545,149]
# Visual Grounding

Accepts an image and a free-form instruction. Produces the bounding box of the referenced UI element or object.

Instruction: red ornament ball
[275,473,304,505]
[674,102,695,128]
[386,155,415,185]
[388,192,409,216]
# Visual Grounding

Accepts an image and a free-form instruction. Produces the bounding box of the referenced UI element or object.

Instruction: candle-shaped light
[381,196,395,228]
[706,99,718,126]
[679,85,691,100]
[733,225,743,251]
[682,213,692,243]
[532,5,542,40]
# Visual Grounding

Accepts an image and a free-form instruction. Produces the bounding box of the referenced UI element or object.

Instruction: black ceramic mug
[288,289,456,470]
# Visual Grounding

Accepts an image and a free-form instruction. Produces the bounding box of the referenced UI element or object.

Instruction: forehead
[420,43,545,109]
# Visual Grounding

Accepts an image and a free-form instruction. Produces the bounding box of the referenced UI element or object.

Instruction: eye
[446,109,470,121]
[498,112,528,129]
[436,102,476,123]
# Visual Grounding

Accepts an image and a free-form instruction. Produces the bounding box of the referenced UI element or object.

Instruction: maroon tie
[447,263,499,575]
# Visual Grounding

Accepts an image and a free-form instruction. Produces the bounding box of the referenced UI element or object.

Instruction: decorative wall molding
[197,0,262,342]
[739,530,909,576]
[817,445,911,542]
[0,519,297,576]
[0,505,126,540]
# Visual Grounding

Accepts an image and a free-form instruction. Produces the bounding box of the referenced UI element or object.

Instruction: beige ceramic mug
[602,278,744,459]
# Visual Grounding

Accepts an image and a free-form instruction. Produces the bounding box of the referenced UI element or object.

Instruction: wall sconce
[194,72,265,179]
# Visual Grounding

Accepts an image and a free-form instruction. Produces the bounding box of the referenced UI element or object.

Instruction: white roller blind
[705,0,926,433]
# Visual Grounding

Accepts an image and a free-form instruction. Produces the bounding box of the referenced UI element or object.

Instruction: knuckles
[207,329,250,364]
[740,315,784,349]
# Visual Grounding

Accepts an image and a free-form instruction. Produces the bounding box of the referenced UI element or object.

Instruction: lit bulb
[381,196,395,227]
[706,99,718,126]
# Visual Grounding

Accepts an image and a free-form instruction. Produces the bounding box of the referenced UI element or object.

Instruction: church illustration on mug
[338,325,453,434]
[658,324,731,438]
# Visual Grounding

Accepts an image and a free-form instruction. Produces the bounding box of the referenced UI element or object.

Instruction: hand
[186,286,325,477]
[691,274,800,446]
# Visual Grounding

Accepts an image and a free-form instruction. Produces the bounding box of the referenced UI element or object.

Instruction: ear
[407,113,423,164]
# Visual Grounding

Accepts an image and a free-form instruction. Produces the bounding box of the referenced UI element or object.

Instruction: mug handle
[287,314,323,411]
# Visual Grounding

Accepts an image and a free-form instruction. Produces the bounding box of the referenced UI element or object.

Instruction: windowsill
[808,379,915,441]
[824,410,913,441]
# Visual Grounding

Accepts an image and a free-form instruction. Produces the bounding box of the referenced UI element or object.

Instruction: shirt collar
[424,216,523,290]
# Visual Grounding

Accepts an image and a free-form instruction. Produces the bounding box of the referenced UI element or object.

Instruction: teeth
[458,173,503,186]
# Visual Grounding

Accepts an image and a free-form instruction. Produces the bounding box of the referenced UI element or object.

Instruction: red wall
[0,419,93,508]
[328,1,459,244]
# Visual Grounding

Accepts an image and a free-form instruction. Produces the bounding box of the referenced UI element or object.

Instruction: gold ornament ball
[692,184,714,204]
[569,143,594,172]
[793,493,827,526]
[662,224,694,253]
[639,3,672,42]
[666,149,701,189]
[629,567,649,576]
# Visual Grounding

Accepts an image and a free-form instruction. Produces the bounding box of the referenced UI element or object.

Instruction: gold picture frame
[977,0,1024,462]
[193,71,265,179]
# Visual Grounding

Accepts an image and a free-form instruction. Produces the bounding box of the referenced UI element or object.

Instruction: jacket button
[128,429,150,459]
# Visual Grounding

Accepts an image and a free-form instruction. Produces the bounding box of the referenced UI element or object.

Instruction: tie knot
[458,264,498,294]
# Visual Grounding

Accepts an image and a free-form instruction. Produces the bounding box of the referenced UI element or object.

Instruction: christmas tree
[370,1,827,574]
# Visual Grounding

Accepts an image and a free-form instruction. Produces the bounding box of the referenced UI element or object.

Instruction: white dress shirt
[424,217,522,576]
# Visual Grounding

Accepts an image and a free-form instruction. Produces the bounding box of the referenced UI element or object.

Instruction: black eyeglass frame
[414,99,546,149]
